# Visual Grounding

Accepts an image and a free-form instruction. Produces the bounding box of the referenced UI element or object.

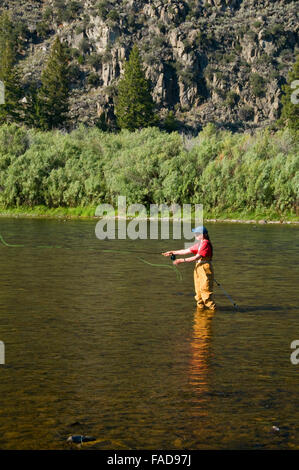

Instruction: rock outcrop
[1,0,298,132]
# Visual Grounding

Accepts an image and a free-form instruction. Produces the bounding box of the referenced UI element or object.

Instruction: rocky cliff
[0,0,298,132]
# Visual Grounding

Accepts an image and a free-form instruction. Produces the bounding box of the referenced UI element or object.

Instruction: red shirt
[189,239,213,258]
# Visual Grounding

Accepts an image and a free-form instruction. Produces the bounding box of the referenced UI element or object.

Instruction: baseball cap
[191,225,208,235]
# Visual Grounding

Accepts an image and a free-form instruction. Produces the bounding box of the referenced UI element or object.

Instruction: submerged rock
[272,426,280,433]
[67,435,96,444]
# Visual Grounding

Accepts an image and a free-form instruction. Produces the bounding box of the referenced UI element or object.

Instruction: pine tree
[23,81,43,128]
[114,45,156,131]
[37,36,70,130]
[0,11,17,57]
[0,12,23,124]
[0,39,23,124]
[163,111,179,132]
[279,55,299,131]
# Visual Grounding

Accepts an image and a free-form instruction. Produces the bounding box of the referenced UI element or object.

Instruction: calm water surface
[0,218,298,450]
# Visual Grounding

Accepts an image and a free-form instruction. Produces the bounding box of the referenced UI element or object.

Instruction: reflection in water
[189,309,214,398]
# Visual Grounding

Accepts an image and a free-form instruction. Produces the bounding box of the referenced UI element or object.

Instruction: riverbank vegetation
[0,123,298,221]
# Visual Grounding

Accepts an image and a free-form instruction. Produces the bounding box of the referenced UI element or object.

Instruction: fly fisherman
[162,226,216,312]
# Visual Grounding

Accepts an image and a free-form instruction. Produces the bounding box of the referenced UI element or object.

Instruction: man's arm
[162,247,192,256]
[184,254,201,262]
[174,253,201,265]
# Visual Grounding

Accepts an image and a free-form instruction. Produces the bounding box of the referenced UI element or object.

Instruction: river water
[0,218,298,450]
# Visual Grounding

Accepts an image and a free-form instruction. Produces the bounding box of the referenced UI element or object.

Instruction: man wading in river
[162,226,216,312]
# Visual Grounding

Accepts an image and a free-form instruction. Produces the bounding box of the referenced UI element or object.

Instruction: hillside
[0,0,298,132]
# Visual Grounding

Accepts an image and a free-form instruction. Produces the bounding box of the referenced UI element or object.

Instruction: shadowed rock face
[1,0,298,131]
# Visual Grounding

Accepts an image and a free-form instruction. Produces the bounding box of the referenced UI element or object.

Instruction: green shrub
[0,124,29,171]
[77,55,85,64]
[239,106,254,121]
[36,21,50,39]
[204,64,215,82]
[43,6,54,22]
[249,73,266,97]
[102,48,112,63]
[79,38,90,54]
[225,91,239,107]
[102,127,182,205]
[75,24,85,35]
[221,53,236,64]
[97,0,110,20]
[252,21,262,29]
[71,47,80,58]
[87,72,100,86]
[87,53,102,70]
[255,53,273,66]
[69,63,81,81]
[0,124,297,216]
[0,126,106,207]
[246,30,258,41]
[279,49,294,62]
[107,10,119,22]
[162,111,179,133]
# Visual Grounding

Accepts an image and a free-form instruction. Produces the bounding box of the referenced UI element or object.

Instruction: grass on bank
[0,205,297,223]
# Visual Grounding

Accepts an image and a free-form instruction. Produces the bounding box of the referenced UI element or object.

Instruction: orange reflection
[189,308,214,396]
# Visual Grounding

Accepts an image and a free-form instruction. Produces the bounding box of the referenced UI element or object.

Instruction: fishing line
[0,234,240,300]
[98,248,161,256]
[0,234,24,247]
[0,234,183,280]
[99,249,183,280]
[136,256,183,281]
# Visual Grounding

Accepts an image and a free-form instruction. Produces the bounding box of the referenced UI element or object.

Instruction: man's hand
[173,258,184,265]
[162,251,173,256]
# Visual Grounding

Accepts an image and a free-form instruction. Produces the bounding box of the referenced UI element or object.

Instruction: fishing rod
[214,278,239,311]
